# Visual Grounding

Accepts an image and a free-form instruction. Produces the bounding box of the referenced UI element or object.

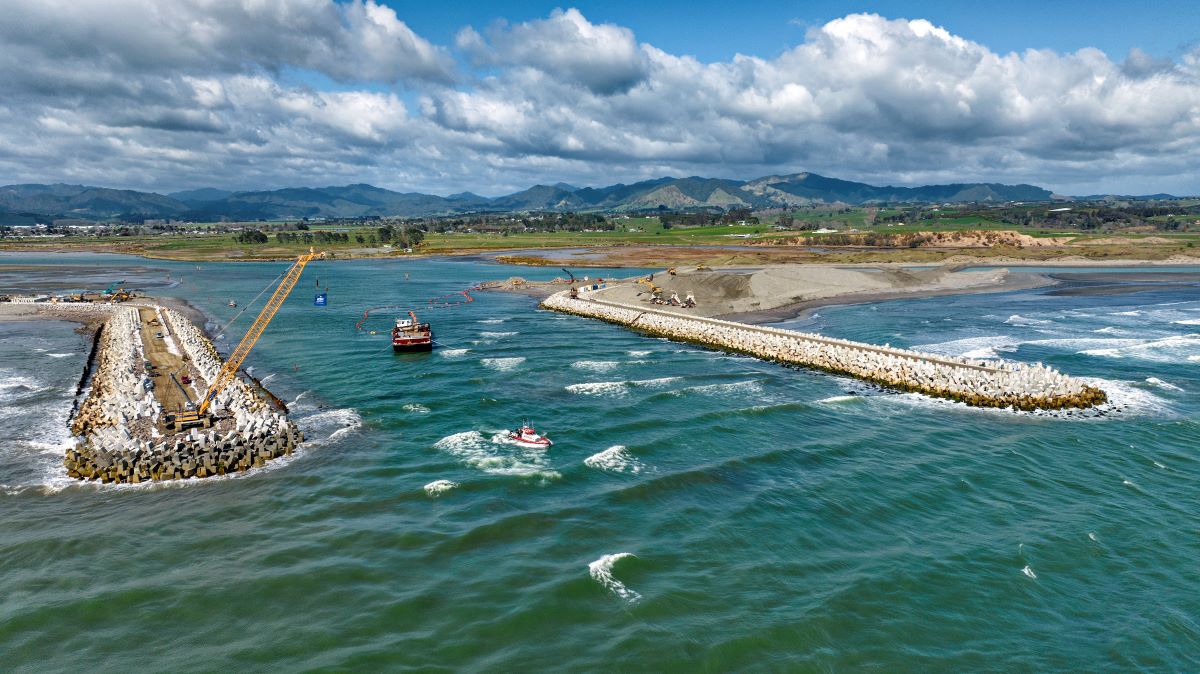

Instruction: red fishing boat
[393,311,433,352]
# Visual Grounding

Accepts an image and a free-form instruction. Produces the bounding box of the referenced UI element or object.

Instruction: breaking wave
[584,445,644,474]
[481,357,525,371]
[571,360,620,373]
[440,348,470,358]
[915,335,1018,360]
[296,407,363,446]
[589,553,641,602]
[669,380,763,398]
[1144,377,1183,392]
[565,377,680,398]
[403,403,431,413]
[424,479,458,497]
[1080,334,1200,363]
[1004,314,1051,326]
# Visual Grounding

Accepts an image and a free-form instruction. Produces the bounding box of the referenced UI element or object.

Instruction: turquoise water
[1,253,1198,671]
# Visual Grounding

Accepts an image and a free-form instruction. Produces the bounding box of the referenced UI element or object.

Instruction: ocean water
[1,253,1198,671]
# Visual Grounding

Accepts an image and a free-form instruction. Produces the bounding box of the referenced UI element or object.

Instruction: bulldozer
[164,249,323,432]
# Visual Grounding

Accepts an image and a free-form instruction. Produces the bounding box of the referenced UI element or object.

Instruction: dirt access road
[136,306,204,417]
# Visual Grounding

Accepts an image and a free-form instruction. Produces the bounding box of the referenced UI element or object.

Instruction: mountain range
[0,172,1140,224]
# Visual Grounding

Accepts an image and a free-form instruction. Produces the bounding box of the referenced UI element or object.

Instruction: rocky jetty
[542,291,1106,411]
[42,302,303,484]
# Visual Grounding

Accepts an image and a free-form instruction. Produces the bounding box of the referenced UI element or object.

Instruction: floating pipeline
[540,291,1107,412]
[355,289,475,333]
[36,302,305,484]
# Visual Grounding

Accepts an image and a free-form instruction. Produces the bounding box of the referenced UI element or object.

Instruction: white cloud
[0,6,1197,195]
[457,8,647,94]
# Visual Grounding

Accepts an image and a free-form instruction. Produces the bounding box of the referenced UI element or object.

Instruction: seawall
[540,291,1106,411]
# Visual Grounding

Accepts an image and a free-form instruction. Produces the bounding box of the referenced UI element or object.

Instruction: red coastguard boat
[509,423,552,447]
[393,311,433,352]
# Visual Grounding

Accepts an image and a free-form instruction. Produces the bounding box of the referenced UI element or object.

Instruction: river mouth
[1,253,1199,671]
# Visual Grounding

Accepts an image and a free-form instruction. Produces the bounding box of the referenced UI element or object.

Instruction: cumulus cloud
[457,8,647,94]
[0,6,1197,195]
[0,0,454,84]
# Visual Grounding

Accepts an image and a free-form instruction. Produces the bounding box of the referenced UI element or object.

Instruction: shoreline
[4,241,1199,267]
[717,271,1056,325]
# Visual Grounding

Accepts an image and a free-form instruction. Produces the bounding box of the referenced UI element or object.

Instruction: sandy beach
[571,264,1056,324]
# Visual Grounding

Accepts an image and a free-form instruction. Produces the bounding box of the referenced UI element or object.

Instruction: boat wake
[588,553,641,603]
[433,430,559,480]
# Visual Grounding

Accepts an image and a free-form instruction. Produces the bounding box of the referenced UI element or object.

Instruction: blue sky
[390,0,1199,62]
[2,1,1198,195]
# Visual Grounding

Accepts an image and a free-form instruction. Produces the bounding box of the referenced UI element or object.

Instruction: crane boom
[197,249,322,415]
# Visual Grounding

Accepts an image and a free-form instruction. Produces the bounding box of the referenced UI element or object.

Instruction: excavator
[636,276,663,300]
[164,249,323,432]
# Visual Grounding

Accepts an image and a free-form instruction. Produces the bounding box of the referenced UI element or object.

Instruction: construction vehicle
[104,280,126,295]
[164,249,323,431]
[667,267,677,275]
[636,277,663,299]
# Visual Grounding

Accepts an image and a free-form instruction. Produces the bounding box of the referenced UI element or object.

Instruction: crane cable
[355,288,475,333]
[215,268,286,339]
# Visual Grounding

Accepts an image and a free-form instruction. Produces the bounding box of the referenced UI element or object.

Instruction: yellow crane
[165,249,323,431]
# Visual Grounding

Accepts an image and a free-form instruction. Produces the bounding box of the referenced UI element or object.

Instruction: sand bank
[585,265,1054,324]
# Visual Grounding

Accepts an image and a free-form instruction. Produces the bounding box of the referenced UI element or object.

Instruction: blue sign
[314,292,327,307]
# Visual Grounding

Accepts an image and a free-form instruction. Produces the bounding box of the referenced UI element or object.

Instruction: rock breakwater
[38,302,304,483]
[541,291,1106,411]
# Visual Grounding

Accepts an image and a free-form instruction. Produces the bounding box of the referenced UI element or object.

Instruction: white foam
[477,318,506,324]
[1022,565,1037,579]
[565,376,680,398]
[403,403,431,413]
[1004,314,1051,326]
[1144,377,1183,392]
[915,335,1018,360]
[670,380,763,397]
[816,395,860,404]
[627,350,651,357]
[481,357,525,371]
[1093,326,1123,334]
[584,445,644,474]
[571,360,620,373]
[440,348,470,358]
[1080,334,1200,363]
[588,553,641,602]
[46,352,74,358]
[1173,318,1200,325]
[424,479,458,497]
[297,407,363,446]
[433,430,559,479]
[566,381,628,397]
[1112,310,1142,316]
[479,331,517,338]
